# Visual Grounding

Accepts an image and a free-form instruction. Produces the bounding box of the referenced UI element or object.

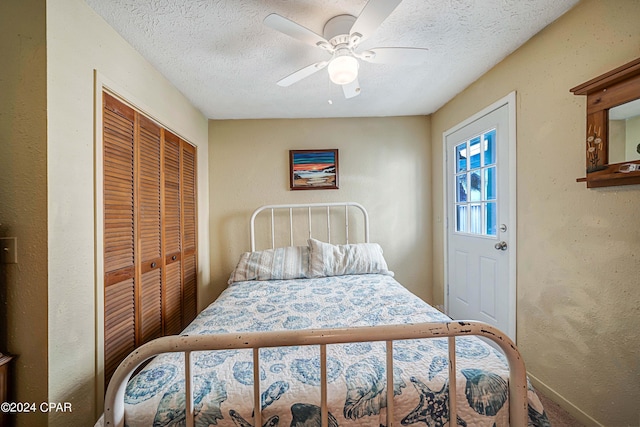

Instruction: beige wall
[0,0,49,426]
[208,117,432,304]
[431,0,640,425]
[41,0,210,425]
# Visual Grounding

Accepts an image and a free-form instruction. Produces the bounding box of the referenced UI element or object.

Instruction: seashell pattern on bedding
[120,274,550,427]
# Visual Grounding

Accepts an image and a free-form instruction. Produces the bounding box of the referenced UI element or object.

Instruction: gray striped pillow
[308,238,393,278]
[228,246,309,284]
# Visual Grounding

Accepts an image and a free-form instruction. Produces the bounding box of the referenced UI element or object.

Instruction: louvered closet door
[103,93,136,385]
[163,131,183,336]
[137,116,163,344]
[181,142,197,327]
[102,93,198,390]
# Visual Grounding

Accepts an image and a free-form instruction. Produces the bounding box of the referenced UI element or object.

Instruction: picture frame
[289,149,339,190]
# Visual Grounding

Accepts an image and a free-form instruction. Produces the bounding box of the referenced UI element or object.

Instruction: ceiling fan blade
[277,61,329,87]
[342,78,361,99]
[264,14,332,50]
[359,47,429,65]
[349,0,403,44]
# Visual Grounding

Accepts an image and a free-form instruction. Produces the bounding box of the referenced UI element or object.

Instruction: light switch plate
[0,237,17,264]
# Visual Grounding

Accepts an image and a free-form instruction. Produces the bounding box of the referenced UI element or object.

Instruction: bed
[102,202,550,427]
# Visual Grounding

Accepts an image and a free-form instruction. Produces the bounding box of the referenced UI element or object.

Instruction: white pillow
[308,238,393,278]
[228,246,309,284]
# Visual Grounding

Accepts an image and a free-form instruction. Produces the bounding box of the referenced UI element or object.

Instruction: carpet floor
[539,392,586,426]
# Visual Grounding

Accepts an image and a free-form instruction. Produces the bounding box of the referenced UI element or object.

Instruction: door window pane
[485,166,496,200]
[456,205,468,233]
[483,129,496,165]
[456,143,467,172]
[470,204,482,234]
[486,202,497,236]
[456,174,467,202]
[469,136,481,169]
[469,170,481,202]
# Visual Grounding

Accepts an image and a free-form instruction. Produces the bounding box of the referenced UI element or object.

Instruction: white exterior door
[444,93,516,341]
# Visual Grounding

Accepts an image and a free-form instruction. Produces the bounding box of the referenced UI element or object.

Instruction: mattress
[118,274,550,427]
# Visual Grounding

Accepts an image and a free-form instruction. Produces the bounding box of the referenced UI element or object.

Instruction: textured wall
[208,117,432,305]
[430,0,640,425]
[46,0,209,425]
[0,1,49,426]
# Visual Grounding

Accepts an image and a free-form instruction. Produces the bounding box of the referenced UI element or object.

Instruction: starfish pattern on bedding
[401,377,467,427]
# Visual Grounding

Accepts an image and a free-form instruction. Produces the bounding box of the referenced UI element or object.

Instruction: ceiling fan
[263,0,429,99]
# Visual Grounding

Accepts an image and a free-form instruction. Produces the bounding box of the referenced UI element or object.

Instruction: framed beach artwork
[289,149,339,190]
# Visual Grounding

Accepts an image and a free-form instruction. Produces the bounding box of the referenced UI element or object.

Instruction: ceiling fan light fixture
[328,55,359,85]
[265,1,427,98]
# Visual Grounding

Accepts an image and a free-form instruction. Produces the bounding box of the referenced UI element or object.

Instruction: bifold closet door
[102,93,198,390]
[181,142,197,328]
[162,131,183,336]
[163,132,198,333]
[103,94,136,385]
[137,116,163,344]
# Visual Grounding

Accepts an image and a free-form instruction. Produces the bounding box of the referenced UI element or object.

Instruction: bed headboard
[250,202,369,251]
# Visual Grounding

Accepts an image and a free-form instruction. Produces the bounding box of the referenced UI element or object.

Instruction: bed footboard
[103,320,528,427]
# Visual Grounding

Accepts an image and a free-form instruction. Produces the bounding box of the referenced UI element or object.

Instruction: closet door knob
[172,255,177,261]
[151,262,156,268]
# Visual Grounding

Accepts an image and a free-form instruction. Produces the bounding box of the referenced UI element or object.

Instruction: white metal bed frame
[250,202,370,250]
[103,202,528,427]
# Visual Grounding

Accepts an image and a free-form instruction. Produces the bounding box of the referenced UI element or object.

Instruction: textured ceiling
[84,0,579,119]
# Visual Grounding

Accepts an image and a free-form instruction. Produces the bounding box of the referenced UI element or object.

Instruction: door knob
[494,241,508,251]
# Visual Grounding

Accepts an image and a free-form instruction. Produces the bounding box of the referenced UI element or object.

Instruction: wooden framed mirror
[571,57,640,188]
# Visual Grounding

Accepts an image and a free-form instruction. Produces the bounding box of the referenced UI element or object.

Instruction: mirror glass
[608,98,640,163]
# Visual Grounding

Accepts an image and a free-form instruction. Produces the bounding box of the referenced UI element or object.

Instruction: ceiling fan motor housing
[323,14,357,47]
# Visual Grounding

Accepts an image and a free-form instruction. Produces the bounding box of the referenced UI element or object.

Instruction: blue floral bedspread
[121,274,550,427]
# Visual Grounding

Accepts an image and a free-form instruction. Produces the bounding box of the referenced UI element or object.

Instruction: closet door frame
[94,72,198,414]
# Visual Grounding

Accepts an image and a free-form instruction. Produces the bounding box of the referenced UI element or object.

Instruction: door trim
[442,91,517,342]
